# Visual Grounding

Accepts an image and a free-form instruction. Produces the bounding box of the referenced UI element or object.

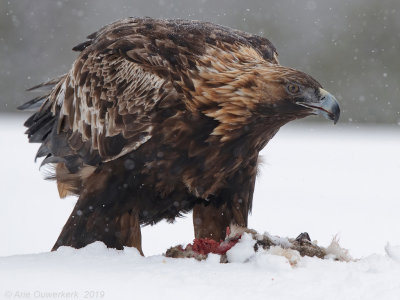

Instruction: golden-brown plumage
[20,17,340,253]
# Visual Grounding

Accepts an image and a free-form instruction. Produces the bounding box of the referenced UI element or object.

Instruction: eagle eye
[286,84,301,95]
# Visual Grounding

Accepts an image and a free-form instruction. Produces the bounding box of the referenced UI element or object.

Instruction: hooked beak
[297,88,341,124]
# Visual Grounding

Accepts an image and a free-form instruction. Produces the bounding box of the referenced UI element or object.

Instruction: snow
[226,233,256,263]
[1,241,400,300]
[385,244,400,262]
[1,114,400,299]
[264,232,292,248]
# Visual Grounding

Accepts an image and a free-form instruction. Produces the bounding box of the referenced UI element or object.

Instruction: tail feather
[35,143,50,160]
[72,40,92,52]
[17,95,48,111]
[20,75,68,173]
[24,111,55,143]
[25,74,67,92]
[52,168,143,254]
[52,204,142,252]
[21,75,66,151]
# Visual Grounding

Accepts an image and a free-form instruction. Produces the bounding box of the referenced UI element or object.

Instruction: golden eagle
[19,18,340,255]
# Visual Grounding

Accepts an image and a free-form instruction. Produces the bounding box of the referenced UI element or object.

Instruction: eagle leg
[192,199,248,242]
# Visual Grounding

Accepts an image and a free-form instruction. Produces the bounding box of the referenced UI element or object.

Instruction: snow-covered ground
[1,114,400,299]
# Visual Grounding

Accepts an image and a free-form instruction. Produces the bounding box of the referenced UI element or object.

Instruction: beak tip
[319,88,340,124]
[296,88,341,124]
[333,104,340,125]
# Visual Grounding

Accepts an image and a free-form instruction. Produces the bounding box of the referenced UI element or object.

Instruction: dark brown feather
[20,17,324,252]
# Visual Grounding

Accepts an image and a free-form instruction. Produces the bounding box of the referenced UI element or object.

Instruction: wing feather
[52,52,176,163]
[21,17,278,171]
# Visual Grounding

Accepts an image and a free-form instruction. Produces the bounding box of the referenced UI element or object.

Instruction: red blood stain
[186,227,241,255]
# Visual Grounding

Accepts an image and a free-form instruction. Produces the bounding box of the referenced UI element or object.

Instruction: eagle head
[255,65,340,125]
[191,58,340,144]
